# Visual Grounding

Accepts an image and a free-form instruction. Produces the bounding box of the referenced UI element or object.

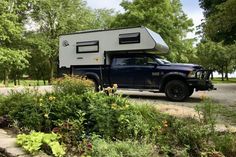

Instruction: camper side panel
[59,27,155,68]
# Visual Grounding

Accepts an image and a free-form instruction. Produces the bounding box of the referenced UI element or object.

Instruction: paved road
[118,84,236,107]
[0,84,236,107]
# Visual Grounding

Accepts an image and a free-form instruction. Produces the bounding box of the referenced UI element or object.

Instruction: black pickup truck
[62,52,215,101]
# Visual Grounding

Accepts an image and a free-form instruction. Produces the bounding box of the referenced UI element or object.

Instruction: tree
[0,48,29,86]
[196,41,235,81]
[29,0,114,83]
[0,0,31,86]
[111,0,194,62]
[199,0,236,44]
[199,0,226,17]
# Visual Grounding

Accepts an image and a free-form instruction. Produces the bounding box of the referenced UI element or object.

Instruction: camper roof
[60,26,169,53]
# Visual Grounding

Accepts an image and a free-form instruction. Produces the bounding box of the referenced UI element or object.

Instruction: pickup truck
[59,26,215,101]
[66,52,215,101]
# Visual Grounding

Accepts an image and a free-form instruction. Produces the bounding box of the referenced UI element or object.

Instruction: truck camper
[59,26,215,101]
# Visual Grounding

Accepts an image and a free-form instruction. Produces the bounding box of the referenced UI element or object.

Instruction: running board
[117,88,160,93]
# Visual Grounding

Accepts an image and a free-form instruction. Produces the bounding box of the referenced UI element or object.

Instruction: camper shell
[59,26,169,68]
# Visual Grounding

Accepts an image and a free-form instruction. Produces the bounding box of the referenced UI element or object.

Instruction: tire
[89,79,99,92]
[188,88,194,97]
[165,80,189,102]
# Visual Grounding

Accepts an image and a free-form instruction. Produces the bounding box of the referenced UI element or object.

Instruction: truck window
[133,57,156,65]
[112,58,134,66]
[112,56,156,66]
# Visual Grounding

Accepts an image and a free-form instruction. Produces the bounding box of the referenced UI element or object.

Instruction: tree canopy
[112,0,194,62]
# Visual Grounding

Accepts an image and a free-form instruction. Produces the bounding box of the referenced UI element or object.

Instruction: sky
[86,0,204,39]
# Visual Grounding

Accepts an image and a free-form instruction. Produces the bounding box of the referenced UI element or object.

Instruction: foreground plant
[17,131,66,157]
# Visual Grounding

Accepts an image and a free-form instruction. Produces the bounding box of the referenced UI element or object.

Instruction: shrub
[0,91,43,131]
[91,136,156,157]
[53,75,94,95]
[172,118,213,156]
[213,133,236,157]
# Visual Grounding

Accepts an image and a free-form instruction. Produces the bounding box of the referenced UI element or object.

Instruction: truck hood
[159,63,203,71]
[169,63,202,69]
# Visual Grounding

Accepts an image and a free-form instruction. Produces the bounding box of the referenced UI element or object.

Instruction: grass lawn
[211,77,236,84]
[0,80,48,87]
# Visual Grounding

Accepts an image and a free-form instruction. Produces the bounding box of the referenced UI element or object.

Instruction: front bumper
[187,70,216,91]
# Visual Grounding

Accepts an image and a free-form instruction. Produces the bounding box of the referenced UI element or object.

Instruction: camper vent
[119,33,140,44]
[76,41,99,53]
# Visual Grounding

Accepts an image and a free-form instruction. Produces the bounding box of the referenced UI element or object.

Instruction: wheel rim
[168,85,185,99]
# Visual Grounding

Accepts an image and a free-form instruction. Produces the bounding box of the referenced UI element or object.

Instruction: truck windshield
[155,57,171,65]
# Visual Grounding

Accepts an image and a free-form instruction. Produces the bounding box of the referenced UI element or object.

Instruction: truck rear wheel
[89,79,99,92]
[165,80,189,102]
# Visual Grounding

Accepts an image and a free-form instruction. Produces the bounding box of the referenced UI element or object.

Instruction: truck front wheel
[165,80,189,102]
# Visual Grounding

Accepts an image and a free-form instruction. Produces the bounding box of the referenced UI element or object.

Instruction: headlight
[188,71,196,78]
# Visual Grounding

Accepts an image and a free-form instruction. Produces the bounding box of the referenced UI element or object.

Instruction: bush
[2,76,236,156]
[213,134,236,157]
[0,91,43,131]
[53,75,94,95]
[172,118,213,156]
[91,136,156,157]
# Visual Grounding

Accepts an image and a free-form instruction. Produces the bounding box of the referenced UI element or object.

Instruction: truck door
[110,57,134,88]
[131,56,160,89]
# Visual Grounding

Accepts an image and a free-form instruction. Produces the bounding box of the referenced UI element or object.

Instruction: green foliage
[0,47,30,86]
[91,136,156,157]
[213,133,236,157]
[2,77,236,156]
[53,75,94,95]
[195,99,220,130]
[17,131,66,157]
[202,0,236,44]
[0,91,43,131]
[173,119,212,156]
[196,41,236,80]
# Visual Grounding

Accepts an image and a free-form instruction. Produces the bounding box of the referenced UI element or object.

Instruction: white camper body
[59,26,169,68]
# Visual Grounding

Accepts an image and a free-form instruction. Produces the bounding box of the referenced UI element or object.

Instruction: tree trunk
[13,75,17,86]
[4,70,9,87]
[18,78,20,85]
[211,72,213,80]
[225,66,229,81]
[48,60,54,85]
[221,66,224,81]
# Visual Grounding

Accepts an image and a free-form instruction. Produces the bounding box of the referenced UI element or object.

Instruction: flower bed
[0,76,235,157]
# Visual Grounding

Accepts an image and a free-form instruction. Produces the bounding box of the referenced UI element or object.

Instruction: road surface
[0,84,235,107]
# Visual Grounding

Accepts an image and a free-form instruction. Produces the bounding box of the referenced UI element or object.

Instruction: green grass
[211,77,236,84]
[0,80,48,87]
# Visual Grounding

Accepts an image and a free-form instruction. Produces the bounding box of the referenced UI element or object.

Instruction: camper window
[119,33,140,44]
[76,41,99,53]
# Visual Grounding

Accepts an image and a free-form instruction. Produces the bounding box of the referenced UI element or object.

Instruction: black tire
[188,88,194,97]
[165,80,189,102]
[89,79,99,92]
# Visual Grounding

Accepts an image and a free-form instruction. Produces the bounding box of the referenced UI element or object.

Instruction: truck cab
[108,52,214,101]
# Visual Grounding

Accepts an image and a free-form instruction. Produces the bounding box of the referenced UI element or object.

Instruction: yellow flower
[111,103,118,110]
[39,103,43,107]
[162,120,168,128]
[125,104,129,108]
[48,96,56,101]
[44,113,49,118]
